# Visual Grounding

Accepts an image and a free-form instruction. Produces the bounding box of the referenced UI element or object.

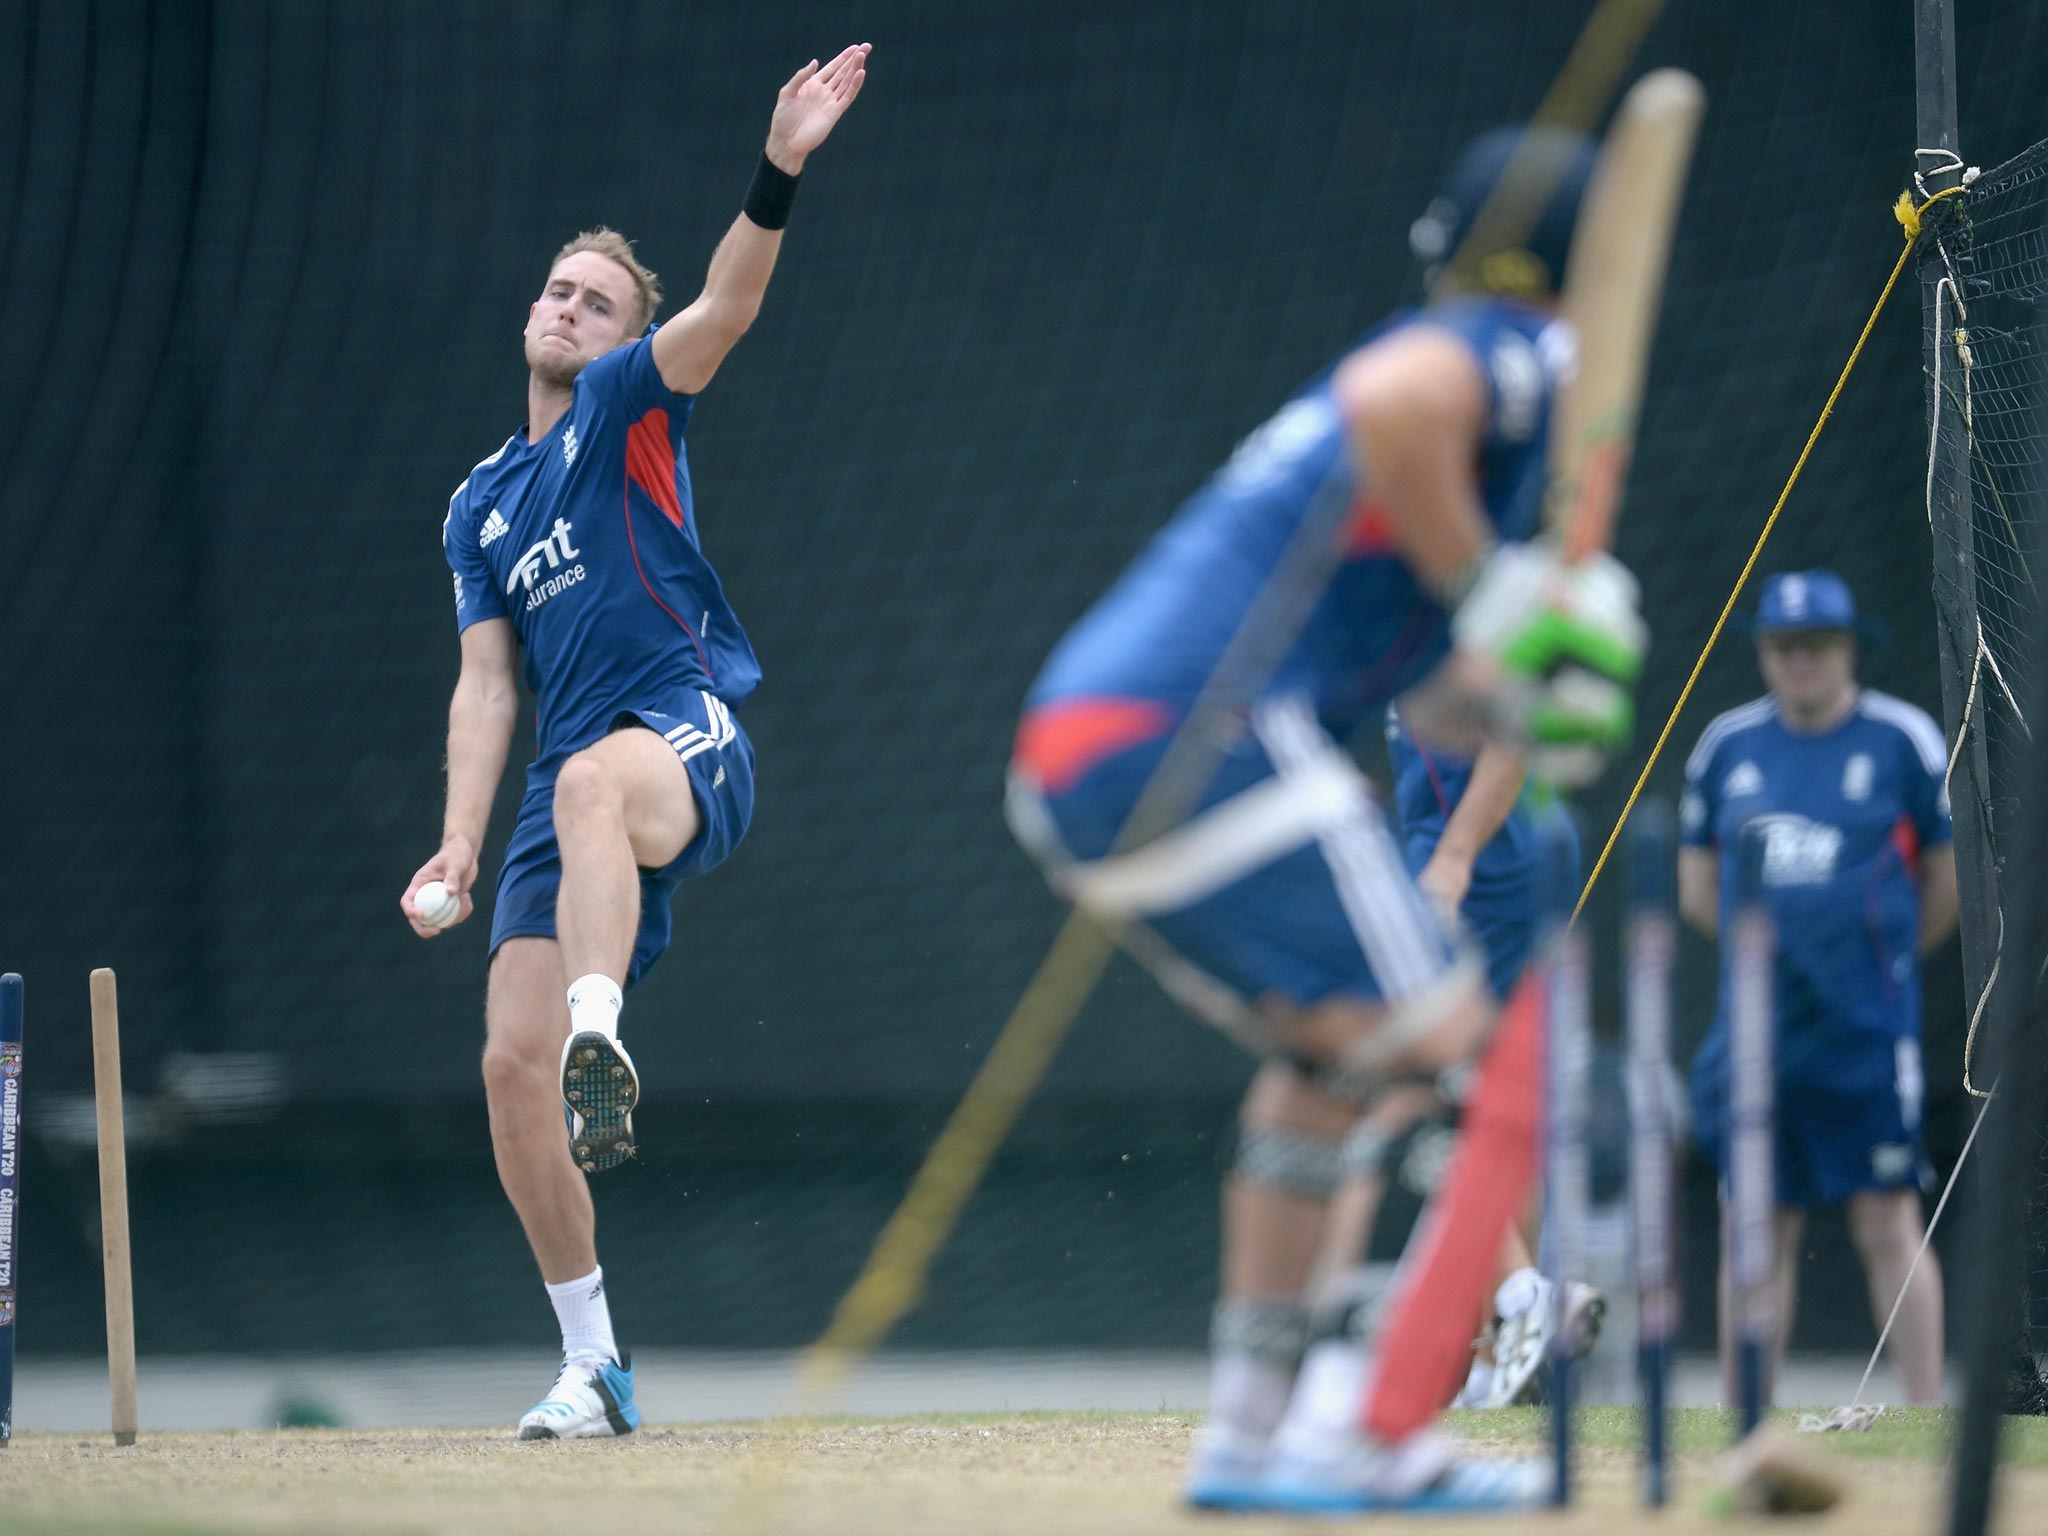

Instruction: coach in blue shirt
[1678,570,1958,1405]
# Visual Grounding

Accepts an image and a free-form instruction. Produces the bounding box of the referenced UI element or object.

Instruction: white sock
[1204,1350,1295,1450]
[545,1265,618,1364]
[566,974,623,1041]
[1272,1338,1371,1460]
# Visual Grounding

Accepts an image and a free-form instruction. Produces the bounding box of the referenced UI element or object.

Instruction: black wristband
[743,153,800,230]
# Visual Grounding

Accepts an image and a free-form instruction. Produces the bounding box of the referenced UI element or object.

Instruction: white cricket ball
[415,880,461,930]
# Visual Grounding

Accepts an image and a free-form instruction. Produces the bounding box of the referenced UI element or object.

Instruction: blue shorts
[1399,832,1551,1003]
[1690,1021,1929,1208]
[1007,694,1464,1035]
[1457,888,1539,1003]
[489,692,755,985]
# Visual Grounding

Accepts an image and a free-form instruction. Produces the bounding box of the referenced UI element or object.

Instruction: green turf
[1440,1404,2048,1468]
[866,1404,2048,1467]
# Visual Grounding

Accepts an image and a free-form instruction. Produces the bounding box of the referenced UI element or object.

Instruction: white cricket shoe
[1454,1356,1498,1409]
[1262,1426,1549,1514]
[517,1352,640,1440]
[1183,1422,1273,1511]
[1483,1277,1606,1408]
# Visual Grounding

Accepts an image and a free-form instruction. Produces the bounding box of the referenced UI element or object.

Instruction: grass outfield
[4,1407,2044,1535]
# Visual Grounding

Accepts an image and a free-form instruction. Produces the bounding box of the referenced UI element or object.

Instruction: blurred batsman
[1269,712,1605,1429]
[399,46,869,1439]
[1005,128,1646,1512]
[1680,571,1958,1406]
[1243,709,1606,1508]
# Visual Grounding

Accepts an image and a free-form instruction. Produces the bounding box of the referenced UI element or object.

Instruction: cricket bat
[1548,68,1705,561]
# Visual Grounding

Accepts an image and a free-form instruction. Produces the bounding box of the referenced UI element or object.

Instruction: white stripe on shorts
[701,691,737,746]
[660,693,737,766]
[1250,695,1448,1001]
[1896,1037,1925,1132]
[1036,756,1363,916]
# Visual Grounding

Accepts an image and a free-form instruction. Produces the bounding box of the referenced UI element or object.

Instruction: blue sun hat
[1752,570,1889,643]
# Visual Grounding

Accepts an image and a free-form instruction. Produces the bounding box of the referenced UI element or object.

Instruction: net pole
[1917,2,2013,1530]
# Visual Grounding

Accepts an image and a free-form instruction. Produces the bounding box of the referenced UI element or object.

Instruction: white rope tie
[1961,907,2002,1100]
[1978,621,2030,739]
[1912,148,1981,199]
[1941,627,1981,797]
[1925,276,1948,528]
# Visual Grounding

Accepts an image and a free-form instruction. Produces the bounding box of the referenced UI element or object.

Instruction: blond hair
[549,227,663,335]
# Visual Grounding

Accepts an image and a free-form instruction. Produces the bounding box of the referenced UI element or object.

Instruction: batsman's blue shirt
[1682,691,1952,1055]
[444,333,762,767]
[1022,297,1569,767]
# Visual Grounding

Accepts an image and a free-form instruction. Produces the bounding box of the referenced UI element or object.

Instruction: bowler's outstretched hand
[767,43,871,173]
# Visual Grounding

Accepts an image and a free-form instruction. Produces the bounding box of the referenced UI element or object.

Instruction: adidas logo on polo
[479,509,511,549]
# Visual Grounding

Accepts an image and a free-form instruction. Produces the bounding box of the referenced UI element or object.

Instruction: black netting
[1924,138,2048,1416]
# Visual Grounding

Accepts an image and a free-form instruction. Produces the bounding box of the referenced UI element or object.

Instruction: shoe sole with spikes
[560,1031,639,1174]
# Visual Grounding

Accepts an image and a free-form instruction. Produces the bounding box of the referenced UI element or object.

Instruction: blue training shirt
[443,334,761,767]
[1027,298,1569,740]
[1682,691,1952,1056]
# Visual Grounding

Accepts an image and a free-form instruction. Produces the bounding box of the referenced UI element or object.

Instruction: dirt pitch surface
[4,1408,2042,1536]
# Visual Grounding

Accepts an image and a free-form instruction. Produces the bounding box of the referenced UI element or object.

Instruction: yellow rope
[1570,182,1970,925]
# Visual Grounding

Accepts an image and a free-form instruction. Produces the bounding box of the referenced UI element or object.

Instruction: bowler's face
[524,252,637,386]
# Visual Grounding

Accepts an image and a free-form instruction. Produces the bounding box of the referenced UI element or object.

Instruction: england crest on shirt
[1842,752,1874,801]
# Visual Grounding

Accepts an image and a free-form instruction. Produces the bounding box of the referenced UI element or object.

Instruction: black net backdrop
[4,0,2047,1358]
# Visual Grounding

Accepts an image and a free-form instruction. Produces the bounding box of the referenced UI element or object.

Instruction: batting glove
[1450,542,1648,785]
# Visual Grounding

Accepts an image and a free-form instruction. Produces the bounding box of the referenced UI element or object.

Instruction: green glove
[1450,542,1648,785]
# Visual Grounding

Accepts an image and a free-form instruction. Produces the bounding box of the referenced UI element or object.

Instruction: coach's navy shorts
[1690,1015,1930,1208]
[489,690,755,985]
